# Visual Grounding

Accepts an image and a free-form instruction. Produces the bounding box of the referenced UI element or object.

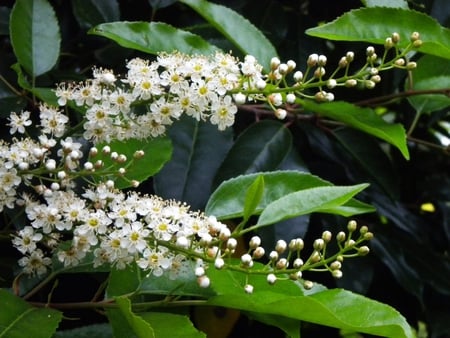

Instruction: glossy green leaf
[213,121,292,187]
[54,323,113,338]
[154,115,232,210]
[306,7,450,60]
[243,175,265,222]
[362,0,408,8]
[89,21,218,55]
[407,55,450,114]
[206,267,413,338]
[257,184,369,226]
[334,128,399,199]
[0,289,62,338]
[10,0,60,76]
[96,137,172,189]
[72,0,120,29]
[138,265,214,298]
[301,100,409,159]
[206,171,375,220]
[106,264,142,297]
[139,312,206,338]
[179,0,278,69]
[114,297,155,338]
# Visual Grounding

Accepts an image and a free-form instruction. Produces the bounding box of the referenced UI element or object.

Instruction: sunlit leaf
[301,100,410,159]
[306,7,450,60]
[179,0,278,69]
[256,184,369,226]
[206,171,375,220]
[0,289,62,338]
[89,21,218,55]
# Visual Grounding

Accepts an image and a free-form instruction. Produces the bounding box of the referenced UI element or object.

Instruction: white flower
[7,111,32,134]
[209,95,237,131]
[18,249,51,276]
[12,226,43,254]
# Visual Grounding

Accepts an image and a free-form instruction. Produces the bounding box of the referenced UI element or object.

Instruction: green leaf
[334,128,400,199]
[206,267,413,338]
[243,175,265,222]
[301,100,410,159]
[139,312,206,338]
[306,7,450,60]
[362,0,409,8]
[89,21,218,55]
[0,289,62,338]
[205,171,375,220]
[72,0,120,29]
[213,120,292,187]
[179,0,278,69]
[138,265,214,298]
[256,184,369,226]
[97,137,173,189]
[113,297,155,338]
[10,0,60,76]
[54,323,113,338]
[106,264,142,297]
[154,115,233,210]
[407,55,450,114]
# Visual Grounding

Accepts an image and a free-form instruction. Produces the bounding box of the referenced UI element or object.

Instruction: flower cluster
[12,183,232,280]
[4,34,418,291]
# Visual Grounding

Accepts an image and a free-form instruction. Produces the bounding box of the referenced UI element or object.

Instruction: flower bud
[336,231,346,242]
[197,275,210,288]
[322,230,332,243]
[327,79,337,89]
[289,238,304,251]
[413,39,422,48]
[234,92,246,105]
[332,270,343,278]
[293,71,303,82]
[318,54,327,67]
[256,79,267,90]
[345,79,358,87]
[227,238,237,250]
[363,232,374,240]
[270,57,281,70]
[293,258,304,268]
[287,60,296,71]
[278,63,289,75]
[366,46,375,56]
[275,239,287,254]
[391,32,400,43]
[176,236,189,249]
[269,250,278,262]
[347,220,357,232]
[195,266,205,277]
[371,75,381,83]
[102,145,111,154]
[406,62,417,70]
[276,258,288,269]
[346,51,355,62]
[269,93,283,106]
[267,273,277,285]
[313,238,325,250]
[307,53,319,67]
[45,159,56,170]
[365,80,376,89]
[358,246,370,256]
[252,246,265,259]
[286,93,296,104]
[274,108,287,120]
[117,154,127,163]
[359,225,369,235]
[395,58,405,67]
[89,147,98,157]
[314,67,326,78]
[241,253,253,267]
[345,239,356,248]
[410,31,420,41]
[303,280,314,290]
[133,150,145,159]
[330,260,342,270]
[310,250,321,263]
[384,37,394,49]
[249,236,261,249]
[244,284,254,294]
[338,57,348,68]
[215,257,225,269]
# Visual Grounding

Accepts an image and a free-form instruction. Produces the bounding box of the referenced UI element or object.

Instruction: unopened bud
[234,92,246,105]
[197,275,210,288]
[365,80,376,89]
[267,273,277,285]
[252,246,265,259]
[406,62,417,70]
[391,32,400,43]
[275,239,287,254]
[332,270,343,278]
[410,32,420,41]
[395,58,406,67]
[289,238,304,251]
[358,245,370,256]
[270,57,281,70]
[307,53,319,67]
[303,280,314,290]
[322,230,332,243]
[293,71,303,82]
[275,108,287,120]
[345,79,357,87]
[313,238,325,250]
[314,67,326,78]
[330,260,342,270]
[133,150,145,159]
[384,37,394,49]
[244,284,254,294]
[347,220,358,232]
[336,231,346,242]
[249,236,261,249]
[413,39,422,48]
[293,258,304,268]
